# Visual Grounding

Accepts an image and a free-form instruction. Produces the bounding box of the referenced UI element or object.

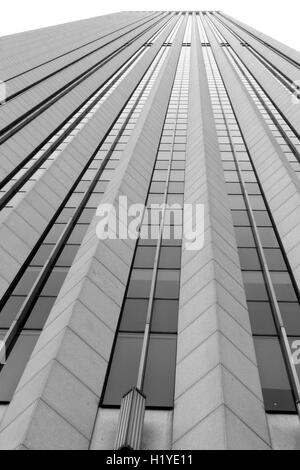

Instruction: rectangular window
[254,337,295,412]
[242,271,268,301]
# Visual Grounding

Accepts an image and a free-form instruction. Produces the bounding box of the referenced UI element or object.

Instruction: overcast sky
[0,0,299,51]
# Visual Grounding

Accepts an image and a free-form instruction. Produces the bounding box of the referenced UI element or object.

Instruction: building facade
[0,10,300,450]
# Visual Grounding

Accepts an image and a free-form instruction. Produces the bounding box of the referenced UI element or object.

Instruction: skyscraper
[0,10,300,450]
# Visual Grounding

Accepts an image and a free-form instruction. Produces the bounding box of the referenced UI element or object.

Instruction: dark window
[14,267,41,296]
[279,303,300,336]
[249,195,266,211]
[242,271,268,301]
[159,247,181,269]
[155,270,180,299]
[253,211,272,227]
[41,268,68,296]
[120,299,179,334]
[167,194,184,206]
[270,272,297,302]
[103,334,142,406]
[44,224,66,244]
[68,224,89,244]
[235,227,255,247]
[245,183,261,195]
[120,299,148,332]
[0,331,39,403]
[247,301,276,335]
[127,270,153,298]
[147,194,165,206]
[254,337,295,412]
[264,249,286,271]
[150,182,166,193]
[229,195,246,210]
[168,182,185,194]
[239,248,261,270]
[258,228,279,247]
[31,245,53,266]
[231,210,250,226]
[77,208,96,224]
[56,245,79,267]
[226,183,242,194]
[103,334,177,407]
[134,247,156,269]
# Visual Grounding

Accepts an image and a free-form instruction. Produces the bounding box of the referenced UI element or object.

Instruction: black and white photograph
[0,0,300,453]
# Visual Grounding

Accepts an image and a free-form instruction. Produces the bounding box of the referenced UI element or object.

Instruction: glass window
[247,301,276,335]
[68,224,89,244]
[134,247,156,269]
[231,210,250,226]
[143,334,177,407]
[170,171,185,182]
[0,296,25,329]
[44,224,66,244]
[242,271,268,301]
[162,226,182,246]
[150,182,166,193]
[159,247,181,269]
[254,337,295,412]
[253,211,272,227]
[77,208,96,224]
[280,303,300,336]
[171,161,185,170]
[56,245,79,267]
[41,268,68,296]
[25,296,56,329]
[31,245,53,266]
[258,228,279,247]
[225,171,239,182]
[155,270,180,299]
[239,248,261,270]
[120,299,179,334]
[147,194,165,206]
[0,331,39,403]
[152,170,168,182]
[151,299,179,333]
[249,196,266,211]
[103,334,177,408]
[127,270,153,298]
[245,183,260,195]
[226,183,242,194]
[229,195,246,210]
[270,272,297,302]
[264,249,286,271]
[242,172,257,183]
[167,194,184,206]
[235,227,255,247]
[103,334,142,406]
[168,182,185,194]
[14,267,41,296]
[56,208,74,223]
[120,299,148,332]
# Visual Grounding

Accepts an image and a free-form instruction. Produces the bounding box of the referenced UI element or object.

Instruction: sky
[0,0,300,51]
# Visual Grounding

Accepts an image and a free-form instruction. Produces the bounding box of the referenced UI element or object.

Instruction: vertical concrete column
[210,14,300,133]
[0,19,187,450]
[0,17,176,301]
[206,24,300,304]
[172,18,271,450]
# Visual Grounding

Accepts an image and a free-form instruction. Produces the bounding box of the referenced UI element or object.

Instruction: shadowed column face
[0,10,299,450]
